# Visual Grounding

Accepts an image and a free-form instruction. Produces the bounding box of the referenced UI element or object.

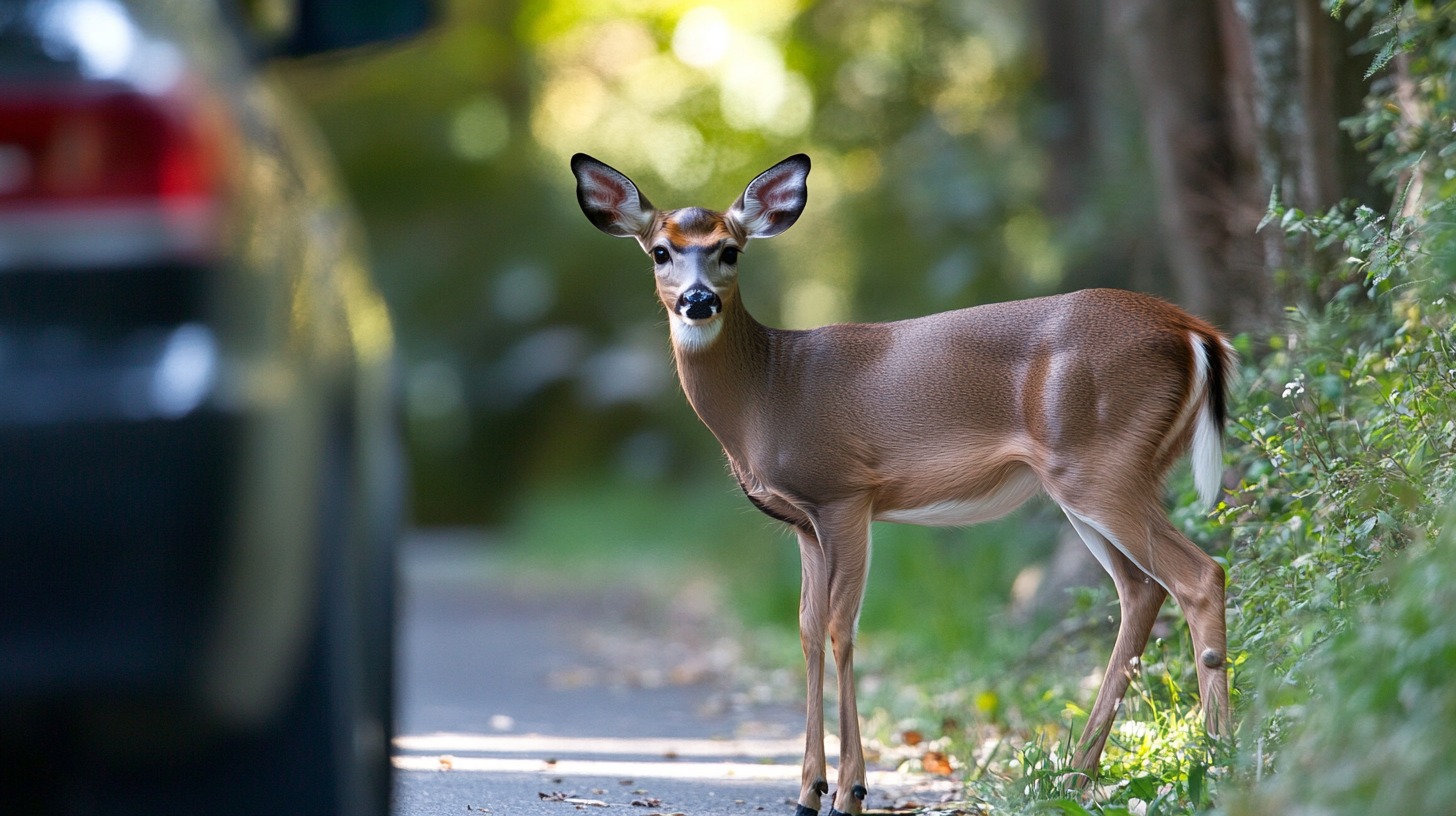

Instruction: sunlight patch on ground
[392,731,917,788]
[395,731,815,759]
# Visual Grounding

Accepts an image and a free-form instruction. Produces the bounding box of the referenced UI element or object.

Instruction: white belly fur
[875,468,1042,527]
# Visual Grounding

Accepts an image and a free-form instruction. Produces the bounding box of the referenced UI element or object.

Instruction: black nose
[677,287,722,320]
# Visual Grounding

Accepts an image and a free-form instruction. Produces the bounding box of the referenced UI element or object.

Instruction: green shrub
[1205,2,1456,811]
[1222,513,1456,816]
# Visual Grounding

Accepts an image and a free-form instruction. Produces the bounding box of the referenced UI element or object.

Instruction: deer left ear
[729,154,810,239]
[572,153,657,239]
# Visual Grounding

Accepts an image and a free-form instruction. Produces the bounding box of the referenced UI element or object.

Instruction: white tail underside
[1189,335,1226,509]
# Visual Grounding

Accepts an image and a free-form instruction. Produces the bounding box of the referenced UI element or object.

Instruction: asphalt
[391,532,856,816]
[390,532,962,815]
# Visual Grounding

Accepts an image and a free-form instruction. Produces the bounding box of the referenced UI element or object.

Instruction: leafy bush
[1222,512,1456,816]
[1221,0,1456,798]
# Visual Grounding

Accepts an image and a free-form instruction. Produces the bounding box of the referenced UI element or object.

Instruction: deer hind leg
[795,528,830,816]
[805,503,873,816]
[1061,509,1168,777]
[1065,503,1231,746]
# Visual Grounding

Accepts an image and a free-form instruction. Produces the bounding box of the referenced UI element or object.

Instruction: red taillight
[0,87,222,266]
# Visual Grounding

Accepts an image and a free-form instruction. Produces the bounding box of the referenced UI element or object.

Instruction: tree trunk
[1106,0,1274,334]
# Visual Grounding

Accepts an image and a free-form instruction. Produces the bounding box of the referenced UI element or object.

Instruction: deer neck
[670,296,773,459]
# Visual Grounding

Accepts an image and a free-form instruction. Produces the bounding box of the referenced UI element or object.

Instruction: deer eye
[652,246,670,264]
[721,246,739,265]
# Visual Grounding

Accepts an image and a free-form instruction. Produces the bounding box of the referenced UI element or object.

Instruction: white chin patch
[669,312,723,353]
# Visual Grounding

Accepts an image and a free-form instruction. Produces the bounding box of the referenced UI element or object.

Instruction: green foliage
[1208,2,1456,811]
[1222,273,1456,680]
[1336,0,1456,173]
[1222,516,1456,816]
[996,673,1224,816]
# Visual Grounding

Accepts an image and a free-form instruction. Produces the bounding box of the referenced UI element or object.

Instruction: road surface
[391,533,945,816]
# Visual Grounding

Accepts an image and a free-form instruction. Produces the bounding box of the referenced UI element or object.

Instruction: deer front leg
[819,505,873,816]
[795,528,830,816]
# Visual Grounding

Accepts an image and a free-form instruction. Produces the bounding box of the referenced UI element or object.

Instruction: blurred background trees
[274,0,1381,527]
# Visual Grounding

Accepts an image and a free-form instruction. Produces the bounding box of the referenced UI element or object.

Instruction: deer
[570,152,1233,816]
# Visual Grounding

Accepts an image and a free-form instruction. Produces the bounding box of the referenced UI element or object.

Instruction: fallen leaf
[438,755,454,771]
[631,798,663,807]
[922,750,954,775]
[902,729,925,747]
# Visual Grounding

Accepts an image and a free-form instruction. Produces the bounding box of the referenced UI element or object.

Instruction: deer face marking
[651,208,741,327]
[571,153,810,354]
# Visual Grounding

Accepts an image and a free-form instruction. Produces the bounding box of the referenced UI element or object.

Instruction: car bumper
[0,408,243,700]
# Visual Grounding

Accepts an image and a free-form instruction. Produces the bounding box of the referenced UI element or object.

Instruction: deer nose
[677,287,722,320]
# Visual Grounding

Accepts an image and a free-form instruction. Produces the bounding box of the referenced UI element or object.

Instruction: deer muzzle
[677,287,722,321]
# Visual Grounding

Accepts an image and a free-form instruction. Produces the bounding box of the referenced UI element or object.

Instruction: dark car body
[0,1,425,813]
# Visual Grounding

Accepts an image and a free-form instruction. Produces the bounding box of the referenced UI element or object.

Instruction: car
[0,1,427,813]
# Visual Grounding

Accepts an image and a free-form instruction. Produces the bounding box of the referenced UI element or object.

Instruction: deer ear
[729,154,810,239]
[572,154,657,238]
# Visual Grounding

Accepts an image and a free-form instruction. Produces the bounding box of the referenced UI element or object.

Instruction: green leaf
[1127,775,1161,802]
[1366,36,1399,79]
[1354,515,1378,539]
[1188,762,1208,806]
[1257,187,1282,232]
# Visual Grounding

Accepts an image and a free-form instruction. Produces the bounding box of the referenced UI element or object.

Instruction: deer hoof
[827,788,867,816]
[793,806,819,816]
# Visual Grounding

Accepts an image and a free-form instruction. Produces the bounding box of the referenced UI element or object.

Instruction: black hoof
[824,784,868,815]
[794,806,818,816]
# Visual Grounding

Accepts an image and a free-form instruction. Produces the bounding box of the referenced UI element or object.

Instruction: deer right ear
[572,154,656,239]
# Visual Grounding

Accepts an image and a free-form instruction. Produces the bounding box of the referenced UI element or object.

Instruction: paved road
[391,534,936,816]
